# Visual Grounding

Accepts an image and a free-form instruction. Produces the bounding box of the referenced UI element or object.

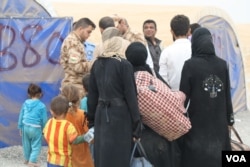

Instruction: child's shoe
[28,162,40,167]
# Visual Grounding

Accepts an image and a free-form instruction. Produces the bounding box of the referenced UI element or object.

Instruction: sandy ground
[0,146,47,167]
[233,111,250,145]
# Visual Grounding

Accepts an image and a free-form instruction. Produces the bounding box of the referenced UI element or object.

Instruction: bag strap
[137,140,149,160]
[130,142,137,163]
[150,68,156,77]
[231,126,243,144]
[185,100,190,119]
[130,140,150,163]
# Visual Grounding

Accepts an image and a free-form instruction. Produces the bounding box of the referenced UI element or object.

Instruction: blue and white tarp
[0,17,72,147]
[0,0,52,17]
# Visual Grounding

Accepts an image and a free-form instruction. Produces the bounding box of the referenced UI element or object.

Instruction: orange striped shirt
[43,118,78,167]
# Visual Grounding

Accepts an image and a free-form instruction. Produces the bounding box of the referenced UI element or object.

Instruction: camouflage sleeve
[68,47,91,73]
[135,33,147,46]
[61,38,92,73]
[60,42,68,70]
[124,30,147,46]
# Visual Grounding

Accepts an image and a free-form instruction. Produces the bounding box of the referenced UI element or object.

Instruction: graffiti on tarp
[0,17,72,147]
[0,22,67,71]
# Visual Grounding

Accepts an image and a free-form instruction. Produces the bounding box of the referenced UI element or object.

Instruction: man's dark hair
[190,23,201,34]
[143,19,157,30]
[99,16,115,30]
[170,14,190,36]
[74,17,96,30]
[50,95,69,116]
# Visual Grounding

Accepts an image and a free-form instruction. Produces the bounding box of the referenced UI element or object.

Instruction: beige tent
[194,7,248,113]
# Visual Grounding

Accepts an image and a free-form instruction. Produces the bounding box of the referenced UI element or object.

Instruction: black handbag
[230,126,250,151]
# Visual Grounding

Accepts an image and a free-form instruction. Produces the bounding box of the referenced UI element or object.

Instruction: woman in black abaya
[179,27,235,167]
[125,42,179,167]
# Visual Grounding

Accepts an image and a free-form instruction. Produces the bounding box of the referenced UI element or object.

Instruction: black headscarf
[191,27,216,58]
[125,42,170,87]
[125,42,152,74]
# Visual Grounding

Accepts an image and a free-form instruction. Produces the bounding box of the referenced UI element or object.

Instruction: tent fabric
[0,0,71,148]
[0,17,72,148]
[194,7,247,113]
[0,0,53,18]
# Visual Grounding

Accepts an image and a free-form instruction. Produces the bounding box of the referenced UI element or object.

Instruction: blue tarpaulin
[0,17,72,147]
[0,0,52,17]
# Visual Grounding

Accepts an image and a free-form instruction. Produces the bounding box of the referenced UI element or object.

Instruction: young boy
[43,95,86,167]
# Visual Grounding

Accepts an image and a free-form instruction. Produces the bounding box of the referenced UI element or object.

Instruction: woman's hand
[133,137,140,142]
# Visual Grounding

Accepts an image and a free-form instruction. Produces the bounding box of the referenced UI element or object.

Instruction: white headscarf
[99,36,130,59]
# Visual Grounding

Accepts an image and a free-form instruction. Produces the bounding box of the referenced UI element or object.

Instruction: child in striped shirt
[43,95,86,167]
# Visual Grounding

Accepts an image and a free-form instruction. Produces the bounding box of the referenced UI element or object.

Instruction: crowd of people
[17,14,235,167]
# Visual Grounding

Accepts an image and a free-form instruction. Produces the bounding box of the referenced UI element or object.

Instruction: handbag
[130,140,153,167]
[135,71,191,141]
[230,126,250,151]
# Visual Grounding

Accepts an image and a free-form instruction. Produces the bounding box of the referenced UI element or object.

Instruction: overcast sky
[50,0,249,23]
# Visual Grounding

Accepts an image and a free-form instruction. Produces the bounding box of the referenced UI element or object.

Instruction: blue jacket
[80,96,88,112]
[18,99,47,129]
[84,41,95,61]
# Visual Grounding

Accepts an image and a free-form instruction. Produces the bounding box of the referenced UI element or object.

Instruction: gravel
[0,146,47,167]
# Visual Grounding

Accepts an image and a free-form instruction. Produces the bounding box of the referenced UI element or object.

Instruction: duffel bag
[135,71,191,141]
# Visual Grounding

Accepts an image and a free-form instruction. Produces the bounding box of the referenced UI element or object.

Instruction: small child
[80,73,90,112]
[43,95,85,167]
[61,84,94,167]
[18,83,48,167]
[80,73,95,161]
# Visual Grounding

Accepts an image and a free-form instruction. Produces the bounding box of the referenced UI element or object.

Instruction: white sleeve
[145,45,154,69]
[159,49,168,83]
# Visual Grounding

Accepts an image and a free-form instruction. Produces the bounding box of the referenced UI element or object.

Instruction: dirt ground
[233,110,250,146]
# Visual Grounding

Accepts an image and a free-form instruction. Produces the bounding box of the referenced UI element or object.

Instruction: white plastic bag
[83,127,94,143]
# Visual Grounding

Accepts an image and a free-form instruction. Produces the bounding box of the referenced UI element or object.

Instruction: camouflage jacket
[122,28,147,46]
[60,32,91,96]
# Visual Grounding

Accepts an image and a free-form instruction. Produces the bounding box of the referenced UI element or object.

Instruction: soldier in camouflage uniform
[114,16,154,69]
[60,18,96,98]
[116,18,146,45]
